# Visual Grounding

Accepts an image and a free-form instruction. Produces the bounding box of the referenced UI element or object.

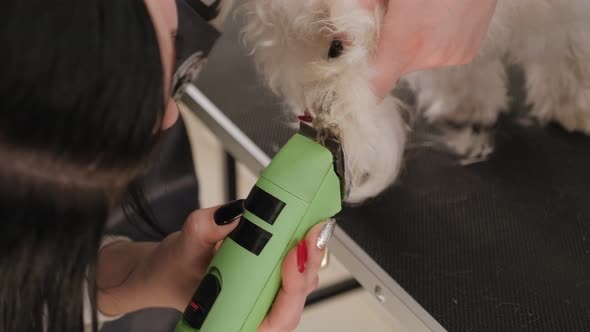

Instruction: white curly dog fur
[241,0,590,203]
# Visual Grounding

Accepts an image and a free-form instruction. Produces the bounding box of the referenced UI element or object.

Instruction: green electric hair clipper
[175,122,347,332]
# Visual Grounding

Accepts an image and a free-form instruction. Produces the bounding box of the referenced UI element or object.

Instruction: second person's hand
[360,0,498,100]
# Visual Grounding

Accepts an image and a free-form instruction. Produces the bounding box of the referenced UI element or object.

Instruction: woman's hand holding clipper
[96,200,333,331]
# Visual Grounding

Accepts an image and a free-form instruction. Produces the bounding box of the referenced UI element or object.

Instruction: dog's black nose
[328,38,344,59]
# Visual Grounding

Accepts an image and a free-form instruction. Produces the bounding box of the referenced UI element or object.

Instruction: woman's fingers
[258,222,331,332]
[143,200,244,310]
[179,199,244,263]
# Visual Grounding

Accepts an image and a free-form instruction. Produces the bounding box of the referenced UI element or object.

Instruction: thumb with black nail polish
[213,199,245,225]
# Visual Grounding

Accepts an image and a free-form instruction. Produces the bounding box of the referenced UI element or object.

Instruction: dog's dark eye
[328,38,344,59]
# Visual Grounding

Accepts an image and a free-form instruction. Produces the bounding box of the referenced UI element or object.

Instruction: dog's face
[242,0,407,203]
[242,0,378,116]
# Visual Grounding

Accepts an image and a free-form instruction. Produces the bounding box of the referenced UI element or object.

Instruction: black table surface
[192,17,590,332]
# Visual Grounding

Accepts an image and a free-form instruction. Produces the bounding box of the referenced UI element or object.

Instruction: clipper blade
[298,121,349,201]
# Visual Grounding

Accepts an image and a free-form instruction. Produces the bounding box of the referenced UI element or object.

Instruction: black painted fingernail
[214,199,244,225]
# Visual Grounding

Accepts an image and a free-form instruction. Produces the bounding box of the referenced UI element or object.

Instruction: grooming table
[179,17,590,332]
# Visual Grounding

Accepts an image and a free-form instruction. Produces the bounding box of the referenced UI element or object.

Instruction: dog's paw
[525,60,590,135]
[438,124,495,165]
[528,89,590,135]
[550,90,590,134]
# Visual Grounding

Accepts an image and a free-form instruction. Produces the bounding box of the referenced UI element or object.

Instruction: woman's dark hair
[0,0,165,331]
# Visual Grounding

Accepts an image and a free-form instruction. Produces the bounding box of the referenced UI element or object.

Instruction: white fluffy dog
[241,0,590,203]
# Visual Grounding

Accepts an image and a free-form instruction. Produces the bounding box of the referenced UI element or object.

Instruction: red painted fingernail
[297,240,308,273]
